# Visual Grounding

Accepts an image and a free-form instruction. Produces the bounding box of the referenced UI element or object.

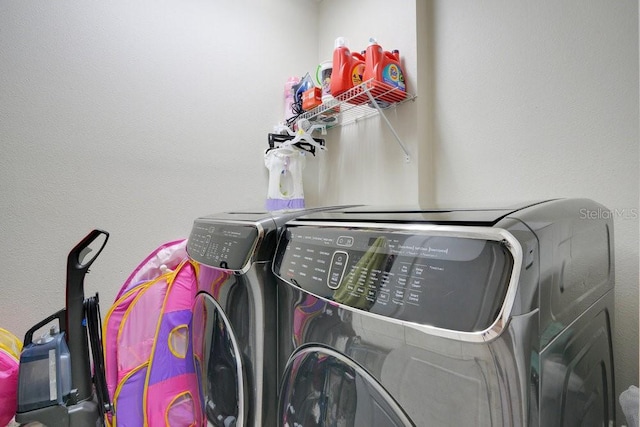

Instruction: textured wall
[312,0,421,206]
[428,1,639,421]
[0,0,319,340]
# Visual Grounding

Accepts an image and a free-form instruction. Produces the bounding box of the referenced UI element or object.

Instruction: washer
[186,207,349,427]
[273,199,616,426]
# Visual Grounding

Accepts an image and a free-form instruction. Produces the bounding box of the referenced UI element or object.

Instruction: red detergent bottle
[363,37,407,103]
[330,37,367,104]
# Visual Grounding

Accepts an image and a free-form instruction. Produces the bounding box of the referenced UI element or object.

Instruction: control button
[328,272,342,289]
[407,291,421,305]
[409,278,423,289]
[332,251,348,267]
[336,236,354,247]
[378,292,390,303]
[412,265,425,277]
[328,251,348,290]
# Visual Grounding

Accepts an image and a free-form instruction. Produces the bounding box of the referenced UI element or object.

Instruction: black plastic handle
[67,229,109,275]
[66,229,109,402]
[23,308,66,346]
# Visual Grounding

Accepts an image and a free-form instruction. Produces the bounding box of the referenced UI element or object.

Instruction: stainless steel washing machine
[273,199,616,426]
[186,207,349,427]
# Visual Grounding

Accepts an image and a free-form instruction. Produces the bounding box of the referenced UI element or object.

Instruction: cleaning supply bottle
[315,60,333,102]
[284,76,300,123]
[349,50,368,104]
[330,37,366,98]
[350,51,366,87]
[314,60,341,124]
[17,327,72,412]
[363,37,406,103]
[330,37,352,97]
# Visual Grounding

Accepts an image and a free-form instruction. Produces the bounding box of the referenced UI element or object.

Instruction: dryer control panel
[274,224,515,332]
[187,220,259,270]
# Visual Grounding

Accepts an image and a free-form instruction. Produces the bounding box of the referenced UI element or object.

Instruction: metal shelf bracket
[298,79,416,163]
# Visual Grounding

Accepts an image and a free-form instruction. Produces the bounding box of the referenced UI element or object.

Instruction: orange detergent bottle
[363,37,407,103]
[330,37,367,104]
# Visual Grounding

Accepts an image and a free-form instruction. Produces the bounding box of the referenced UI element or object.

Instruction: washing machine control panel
[274,225,515,332]
[187,220,259,270]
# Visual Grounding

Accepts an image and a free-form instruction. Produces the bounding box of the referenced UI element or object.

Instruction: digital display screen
[274,226,514,332]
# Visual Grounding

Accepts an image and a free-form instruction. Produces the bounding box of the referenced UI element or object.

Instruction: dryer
[186,208,348,427]
[273,199,616,426]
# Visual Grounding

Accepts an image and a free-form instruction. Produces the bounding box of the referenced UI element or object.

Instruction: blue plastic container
[17,330,72,412]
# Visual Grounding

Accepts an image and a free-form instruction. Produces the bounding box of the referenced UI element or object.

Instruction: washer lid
[291,201,553,226]
[197,205,357,227]
[279,346,414,427]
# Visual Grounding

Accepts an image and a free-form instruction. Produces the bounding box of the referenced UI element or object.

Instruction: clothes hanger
[289,119,326,151]
[267,133,322,155]
[267,120,327,156]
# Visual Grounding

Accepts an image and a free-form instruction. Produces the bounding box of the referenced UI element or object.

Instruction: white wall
[309,0,426,206]
[427,0,639,421]
[0,0,319,339]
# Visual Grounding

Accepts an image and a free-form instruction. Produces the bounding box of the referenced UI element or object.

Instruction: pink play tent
[103,240,202,426]
[0,327,22,427]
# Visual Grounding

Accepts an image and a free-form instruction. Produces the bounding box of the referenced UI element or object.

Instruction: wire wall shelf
[299,79,417,162]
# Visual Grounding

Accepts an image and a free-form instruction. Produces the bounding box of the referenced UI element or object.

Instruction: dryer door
[279,346,414,427]
[192,293,245,427]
